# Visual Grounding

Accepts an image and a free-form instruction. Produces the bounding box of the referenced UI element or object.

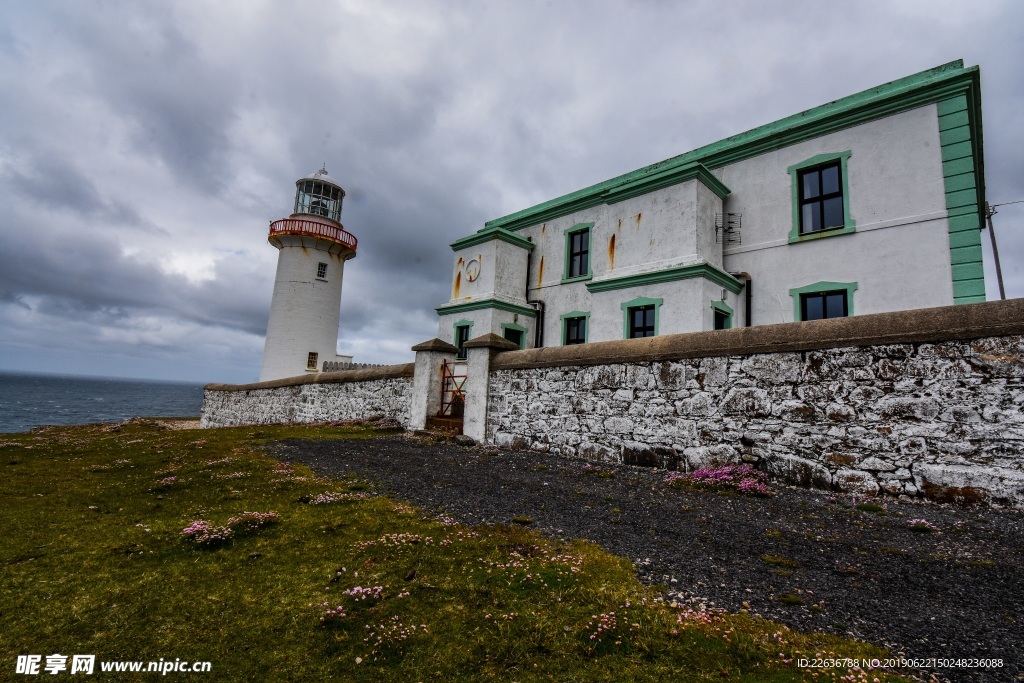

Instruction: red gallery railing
[269,218,358,252]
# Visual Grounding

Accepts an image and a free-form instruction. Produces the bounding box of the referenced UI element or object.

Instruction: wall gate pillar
[462,333,519,442]
[409,338,459,430]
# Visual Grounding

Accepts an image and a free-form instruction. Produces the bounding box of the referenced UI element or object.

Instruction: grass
[0,421,910,682]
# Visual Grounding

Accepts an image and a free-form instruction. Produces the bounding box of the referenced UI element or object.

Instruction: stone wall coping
[492,299,1024,371]
[205,363,414,392]
[411,338,459,353]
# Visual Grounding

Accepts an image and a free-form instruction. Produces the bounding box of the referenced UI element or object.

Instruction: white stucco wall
[440,101,957,348]
[719,103,953,323]
[260,236,347,381]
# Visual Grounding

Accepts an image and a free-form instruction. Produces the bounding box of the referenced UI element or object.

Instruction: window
[500,322,527,349]
[565,317,587,345]
[306,352,318,370]
[503,328,524,348]
[787,151,855,243]
[454,322,472,360]
[788,281,858,321]
[561,310,590,345]
[316,262,327,279]
[801,291,848,320]
[628,306,656,338]
[798,162,844,234]
[711,300,733,330]
[562,223,593,282]
[620,297,662,339]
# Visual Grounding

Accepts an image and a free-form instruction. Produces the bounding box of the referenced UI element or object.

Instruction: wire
[991,199,1024,208]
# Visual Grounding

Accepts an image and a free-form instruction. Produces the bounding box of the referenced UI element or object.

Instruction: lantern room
[294,165,345,222]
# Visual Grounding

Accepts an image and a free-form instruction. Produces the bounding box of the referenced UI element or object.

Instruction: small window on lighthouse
[316,262,327,279]
[306,352,319,370]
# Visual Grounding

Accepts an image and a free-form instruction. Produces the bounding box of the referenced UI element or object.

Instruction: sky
[1,0,1022,384]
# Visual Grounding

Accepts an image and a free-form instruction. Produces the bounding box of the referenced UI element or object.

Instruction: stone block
[721,388,771,417]
[763,453,832,489]
[833,469,880,495]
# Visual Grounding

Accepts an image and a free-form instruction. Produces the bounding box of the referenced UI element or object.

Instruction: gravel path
[272,434,1023,682]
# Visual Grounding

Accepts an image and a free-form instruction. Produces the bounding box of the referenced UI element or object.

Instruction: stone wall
[200,364,414,429]
[485,300,1024,507]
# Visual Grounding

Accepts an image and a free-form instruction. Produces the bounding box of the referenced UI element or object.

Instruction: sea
[0,371,205,434]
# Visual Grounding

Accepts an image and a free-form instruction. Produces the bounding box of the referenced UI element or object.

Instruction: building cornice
[450,226,534,252]
[435,298,538,318]
[586,262,744,294]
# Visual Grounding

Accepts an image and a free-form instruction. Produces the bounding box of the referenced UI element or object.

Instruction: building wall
[439,62,987,349]
[260,235,348,381]
[720,103,954,323]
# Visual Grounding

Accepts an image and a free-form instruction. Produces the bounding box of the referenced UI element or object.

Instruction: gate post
[410,338,459,430]
[462,333,519,442]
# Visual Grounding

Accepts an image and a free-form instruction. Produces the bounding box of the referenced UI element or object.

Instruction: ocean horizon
[0,370,205,434]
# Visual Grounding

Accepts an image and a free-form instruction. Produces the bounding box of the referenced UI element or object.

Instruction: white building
[259,167,358,382]
[436,60,986,357]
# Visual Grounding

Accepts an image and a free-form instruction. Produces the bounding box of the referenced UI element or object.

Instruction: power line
[991,199,1024,208]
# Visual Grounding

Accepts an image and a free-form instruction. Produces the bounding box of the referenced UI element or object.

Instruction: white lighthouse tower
[259,166,358,382]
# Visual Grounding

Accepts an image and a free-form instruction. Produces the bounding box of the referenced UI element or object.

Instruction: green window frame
[711,300,733,330]
[560,310,590,345]
[453,320,473,359]
[562,223,594,283]
[621,296,662,339]
[500,322,527,349]
[788,281,858,321]
[788,151,856,244]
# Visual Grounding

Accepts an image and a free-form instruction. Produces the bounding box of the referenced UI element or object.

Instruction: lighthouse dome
[293,165,346,222]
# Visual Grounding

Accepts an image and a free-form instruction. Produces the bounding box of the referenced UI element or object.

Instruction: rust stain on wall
[608,234,616,271]
[453,271,461,299]
[541,223,547,235]
[636,212,642,228]
[537,256,544,288]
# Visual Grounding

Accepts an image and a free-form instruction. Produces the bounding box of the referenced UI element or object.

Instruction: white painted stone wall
[485,335,1024,507]
[201,375,412,428]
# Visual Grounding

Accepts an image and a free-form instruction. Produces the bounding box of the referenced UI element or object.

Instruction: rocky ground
[271,433,1023,682]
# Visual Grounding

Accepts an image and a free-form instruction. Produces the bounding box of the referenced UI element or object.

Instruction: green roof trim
[477,60,982,234]
[436,298,538,318]
[586,262,744,294]
[450,227,534,252]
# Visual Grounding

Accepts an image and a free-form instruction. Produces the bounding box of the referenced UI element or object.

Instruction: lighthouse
[259,166,358,382]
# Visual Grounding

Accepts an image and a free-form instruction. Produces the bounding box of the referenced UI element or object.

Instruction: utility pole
[983,202,1006,300]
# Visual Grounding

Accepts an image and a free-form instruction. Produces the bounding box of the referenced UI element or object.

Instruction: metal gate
[439,359,466,417]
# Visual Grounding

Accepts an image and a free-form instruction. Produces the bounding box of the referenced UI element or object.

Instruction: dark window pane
[802,171,820,199]
[568,230,590,278]
[823,197,844,228]
[503,328,523,348]
[644,308,655,328]
[826,293,846,318]
[714,310,728,330]
[804,295,824,321]
[821,165,840,195]
[802,202,821,232]
[566,317,586,344]
[456,326,470,359]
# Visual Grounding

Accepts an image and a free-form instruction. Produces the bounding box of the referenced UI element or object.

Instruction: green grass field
[0,420,906,681]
